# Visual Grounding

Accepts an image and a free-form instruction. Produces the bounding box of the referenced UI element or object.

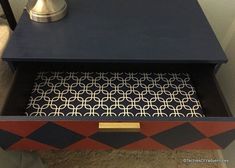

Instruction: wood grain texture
[2,0,227,64]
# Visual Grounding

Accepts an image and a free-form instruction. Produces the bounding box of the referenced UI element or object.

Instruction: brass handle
[98,122,140,132]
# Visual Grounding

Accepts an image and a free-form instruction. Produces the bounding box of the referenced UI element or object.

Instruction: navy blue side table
[2,0,227,67]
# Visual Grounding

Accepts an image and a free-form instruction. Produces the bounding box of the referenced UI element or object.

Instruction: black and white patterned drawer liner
[25,72,204,117]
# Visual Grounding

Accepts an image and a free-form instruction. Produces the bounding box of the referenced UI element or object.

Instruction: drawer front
[0,120,234,150]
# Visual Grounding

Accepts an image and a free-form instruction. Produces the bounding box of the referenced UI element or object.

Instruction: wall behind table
[0,0,27,21]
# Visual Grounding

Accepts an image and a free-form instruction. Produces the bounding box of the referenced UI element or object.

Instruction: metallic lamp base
[26,0,68,23]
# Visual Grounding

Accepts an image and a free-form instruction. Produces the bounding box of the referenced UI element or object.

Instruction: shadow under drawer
[0,63,234,150]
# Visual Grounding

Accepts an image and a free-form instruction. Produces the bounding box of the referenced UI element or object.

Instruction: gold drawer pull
[98,122,140,132]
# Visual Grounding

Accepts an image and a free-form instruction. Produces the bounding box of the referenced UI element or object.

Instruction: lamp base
[26,0,68,23]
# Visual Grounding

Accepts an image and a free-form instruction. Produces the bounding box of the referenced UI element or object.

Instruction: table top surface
[2,0,227,64]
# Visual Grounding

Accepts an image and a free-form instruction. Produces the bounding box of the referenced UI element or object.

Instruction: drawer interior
[1,63,231,118]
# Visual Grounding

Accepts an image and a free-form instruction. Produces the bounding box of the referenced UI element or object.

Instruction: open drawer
[0,63,234,150]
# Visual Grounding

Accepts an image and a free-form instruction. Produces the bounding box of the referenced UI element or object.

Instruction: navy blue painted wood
[2,0,227,63]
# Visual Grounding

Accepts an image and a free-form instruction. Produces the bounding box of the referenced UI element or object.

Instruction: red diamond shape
[191,122,235,137]
[0,121,47,137]
[66,138,112,150]
[55,121,98,136]
[123,138,169,150]
[141,121,185,136]
[176,138,221,150]
[9,138,57,150]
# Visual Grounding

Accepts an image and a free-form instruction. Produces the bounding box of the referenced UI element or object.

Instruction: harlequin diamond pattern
[0,129,22,149]
[0,121,234,150]
[151,123,205,149]
[26,122,85,149]
[210,129,235,148]
[0,130,21,149]
[90,132,146,148]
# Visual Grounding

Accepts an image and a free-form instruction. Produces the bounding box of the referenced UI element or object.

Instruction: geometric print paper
[25,72,204,117]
